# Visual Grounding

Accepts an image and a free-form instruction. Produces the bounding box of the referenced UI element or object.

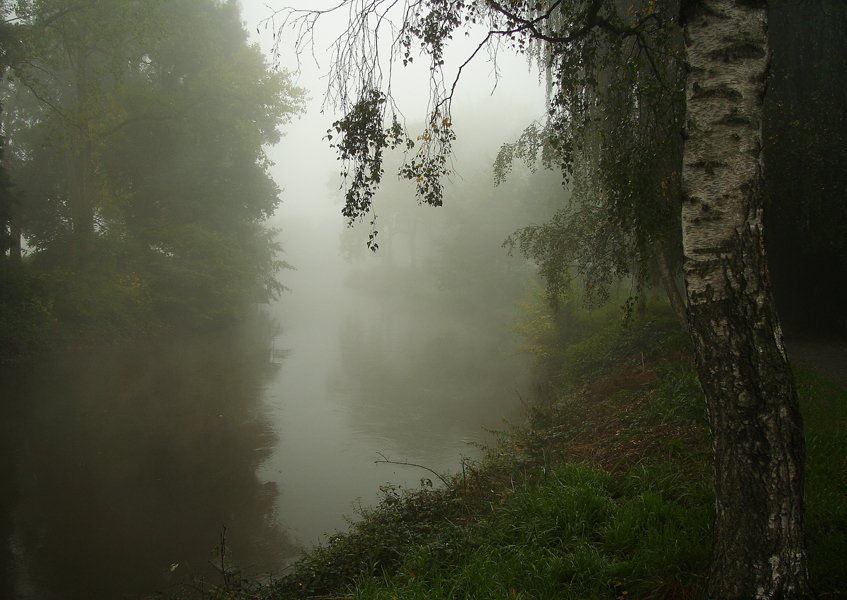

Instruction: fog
[238,0,553,545]
[250,2,555,543]
[0,1,561,598]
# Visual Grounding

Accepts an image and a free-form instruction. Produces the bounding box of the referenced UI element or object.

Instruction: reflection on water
[255,300,533,552]
[331,305,529,463]
[255,217,535,548]
[0,219,537,599]
[0,325,295,600]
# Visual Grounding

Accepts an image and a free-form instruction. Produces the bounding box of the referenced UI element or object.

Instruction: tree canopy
[273,0,689,325]
[0,0,304,356]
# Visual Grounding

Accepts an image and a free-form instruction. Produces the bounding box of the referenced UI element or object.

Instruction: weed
[650,363,707,426]
[154,528,279,600]
[339,462,710,600]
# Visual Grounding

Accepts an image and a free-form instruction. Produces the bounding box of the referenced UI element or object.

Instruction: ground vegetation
[153,300,847,600]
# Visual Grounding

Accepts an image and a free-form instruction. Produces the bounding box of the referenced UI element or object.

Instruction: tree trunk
[681,2,811,598]
[654,239,688,332]
[68,51,95,258]
[67,143,95,257]
[9,219,22,266]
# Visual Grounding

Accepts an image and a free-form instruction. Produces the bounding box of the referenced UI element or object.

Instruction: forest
[1,0,844,355]
[0,0,303,359]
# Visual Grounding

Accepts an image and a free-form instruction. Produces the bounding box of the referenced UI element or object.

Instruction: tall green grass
[347,462,711,600]
[513,291,689,391]
[650,363,707,426]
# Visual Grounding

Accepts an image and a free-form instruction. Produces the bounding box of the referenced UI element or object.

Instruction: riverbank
[157,304,847,600]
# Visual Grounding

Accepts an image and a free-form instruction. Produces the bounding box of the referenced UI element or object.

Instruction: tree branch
[375,452,450,486]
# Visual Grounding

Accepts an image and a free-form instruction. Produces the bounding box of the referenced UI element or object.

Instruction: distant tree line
[0,0,304,359]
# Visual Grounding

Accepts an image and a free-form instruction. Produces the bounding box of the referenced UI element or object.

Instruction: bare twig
[375,452,450,486]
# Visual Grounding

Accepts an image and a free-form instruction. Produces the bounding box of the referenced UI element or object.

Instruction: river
[0,217,535,599]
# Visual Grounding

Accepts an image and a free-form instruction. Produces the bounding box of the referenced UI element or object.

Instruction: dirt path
[785,337,847,389]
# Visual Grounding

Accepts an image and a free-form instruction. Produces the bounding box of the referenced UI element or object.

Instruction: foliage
[251,304,844,600]
[0,262,56,359]
[155,528,280,600]
[513,288,686,390]
[650,363,706,426]
[267,457,712,600]
[347,462,711,600]
[273,0,688,319]
[0,0,304,354]
[135,300,845,600]
[498,0,686,310]
[263,303,718,598]
[0,7,17,260]
[271,483,466,599]
[338,125,554,338]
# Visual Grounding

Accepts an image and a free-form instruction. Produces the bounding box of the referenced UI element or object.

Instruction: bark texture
[654,240,688,332]
[681,1,811,598]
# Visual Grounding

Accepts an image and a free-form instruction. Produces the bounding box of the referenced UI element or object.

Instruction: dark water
[0,222,535,599]
[0,327,293,599]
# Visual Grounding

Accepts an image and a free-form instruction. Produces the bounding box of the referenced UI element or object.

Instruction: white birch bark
[681,1,811,597]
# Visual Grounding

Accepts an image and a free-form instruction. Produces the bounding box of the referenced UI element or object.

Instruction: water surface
[0,219,534,599]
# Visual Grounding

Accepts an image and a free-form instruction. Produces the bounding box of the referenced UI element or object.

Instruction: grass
[352,463,712,600]
[156,300,847,600]
[797,370,847,596]
[264,303,714,600]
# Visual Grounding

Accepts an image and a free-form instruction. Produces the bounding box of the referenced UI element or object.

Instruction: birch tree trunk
[681,1,812,597]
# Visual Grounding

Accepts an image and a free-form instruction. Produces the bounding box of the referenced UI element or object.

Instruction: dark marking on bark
[691,160,727,175]
[685,118,697,134]
[735,0,768,10]
[692,82,743,100]
[708,43,768,62]
[682,192,700,207]
[719,114,752,126]
[679,0,720,27]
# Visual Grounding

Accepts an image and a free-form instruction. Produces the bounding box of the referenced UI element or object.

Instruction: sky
[236,0,548,226]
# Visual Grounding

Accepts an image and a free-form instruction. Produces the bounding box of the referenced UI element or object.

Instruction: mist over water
[0,206,539,599]
[259,211,537,547]
[0,4,550,595]
[0,331,293,599]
